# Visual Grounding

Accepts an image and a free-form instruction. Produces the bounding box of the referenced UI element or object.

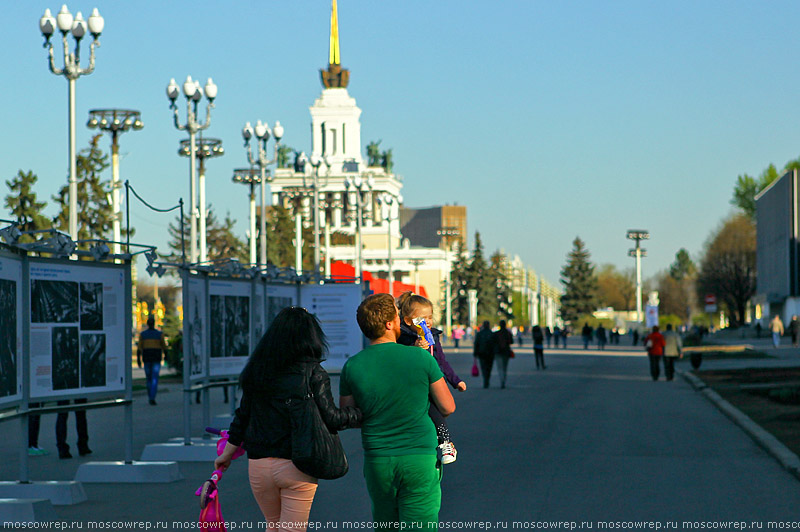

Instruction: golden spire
[320,0,349,88]
[329,0,340,65]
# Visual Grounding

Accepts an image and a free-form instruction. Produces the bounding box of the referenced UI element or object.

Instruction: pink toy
[195,427,246,532]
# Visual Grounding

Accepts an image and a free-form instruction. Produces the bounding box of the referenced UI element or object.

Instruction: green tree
[449,237,470,324]
[669,248,696,281]
[5,170,51,242]
[731,163,780,219]
[166,209,247,265]
[696,214,756,327]
[596,264,635,310]
[467,232,495,319]
[489,250,513,321]
[277,145,295,169]
[52,134,114,247]
[559,236,598,323]
[264,204,315,270]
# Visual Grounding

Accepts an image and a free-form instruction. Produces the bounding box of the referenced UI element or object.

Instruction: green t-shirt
[340,342,444,457]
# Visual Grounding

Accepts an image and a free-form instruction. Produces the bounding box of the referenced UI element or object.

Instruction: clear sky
[3,1,799,287]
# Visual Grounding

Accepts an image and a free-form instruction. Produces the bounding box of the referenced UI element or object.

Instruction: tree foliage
[467,232,496,319]
[731,163,780,219]
[489,250,513,321]
[167,209,247,265]
[696,214,756,327]
[596,264,635,310]
[669,248,696,281]
[449,237,470,324]
[5,170,51,242]
[559,236,598,323]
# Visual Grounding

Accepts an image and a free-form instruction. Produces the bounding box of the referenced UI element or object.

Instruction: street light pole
[40,6,105,241]
[232,168,262,265]
[166,76,217,264]
[345,175,374,283]
[377,193,402,292]
[626,230,650,323]
[437,227,460,338]
[87,109,143,256]
[178,137,224,264]
[243,120,283,268]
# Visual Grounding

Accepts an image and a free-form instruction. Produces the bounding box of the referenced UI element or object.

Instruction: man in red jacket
[644,326,666,381]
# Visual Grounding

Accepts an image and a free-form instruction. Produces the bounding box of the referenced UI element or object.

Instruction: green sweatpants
[363,454,442,530]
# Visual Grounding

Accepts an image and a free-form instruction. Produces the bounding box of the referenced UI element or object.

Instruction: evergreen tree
[467,232,495,319]
[449,237,470,324]
[5,170,51,242]
[166,209,247,265]
[669,248,696,281]
[490,250,514,321]
[559,236,598,323]
[266,204,314,270]
[52,134,114,248]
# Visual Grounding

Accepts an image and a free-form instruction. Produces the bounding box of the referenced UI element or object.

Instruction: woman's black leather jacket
[227,361,361,460]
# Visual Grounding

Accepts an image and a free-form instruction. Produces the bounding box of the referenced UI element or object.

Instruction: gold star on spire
[321,0,349,88]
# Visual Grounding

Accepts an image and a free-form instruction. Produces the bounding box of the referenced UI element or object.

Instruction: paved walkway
[4,339,800,526]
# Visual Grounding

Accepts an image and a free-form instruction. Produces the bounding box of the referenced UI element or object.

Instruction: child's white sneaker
[439,441,457,464]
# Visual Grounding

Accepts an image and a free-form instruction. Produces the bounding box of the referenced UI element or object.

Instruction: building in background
[400,205,467,250]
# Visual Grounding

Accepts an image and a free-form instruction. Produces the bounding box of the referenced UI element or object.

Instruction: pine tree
[490,250,514,321]
[166,209,247,265]
[52,134,114,248]
[449,237,470,324]
[5,170,51,242]
[559,236,599,323]
[467,232,496,319]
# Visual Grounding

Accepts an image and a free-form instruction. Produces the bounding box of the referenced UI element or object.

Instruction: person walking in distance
[581,323,593,350]
[662,324,682,381]
[644,326,666,381]
[532,325,546,370]
[596,323,607,350]
[544,326,552,348]
[493,320,514,389]
[215,307,362,530]
[474,321,495,388]
[790,316,800,348]
[340,294,455,529]
[770,315,784,349]
[137,316,168,406]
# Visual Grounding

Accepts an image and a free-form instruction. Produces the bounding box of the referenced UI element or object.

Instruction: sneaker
[27,447,49,456]
[149,399,157,405]
[439,441,457,465]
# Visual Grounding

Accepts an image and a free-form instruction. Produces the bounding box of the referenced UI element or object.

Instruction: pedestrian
[581,323,593,350]
[56,399,91,459]
[754,321,762,339]
[493,320,514,389]
[340,293,455,529]
[552,326,561,349]
[770,316,784,349]
[137,315,168,406]
[662,324,682,381]
[561,325,569,348]
[644,326,666,381]
[544,326,552,348]
[474,321,495,389]
[596,324,607,350]
[453,326,464,350]
[27,403,47,456]
[632,328,640,346]
[517,327,524,347]
[214,307,362,531]
[532,325,546,370]
[396,292,466,465]
[790,316,800,348]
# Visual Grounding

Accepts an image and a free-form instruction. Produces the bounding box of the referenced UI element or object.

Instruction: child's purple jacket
[398,322,462,389]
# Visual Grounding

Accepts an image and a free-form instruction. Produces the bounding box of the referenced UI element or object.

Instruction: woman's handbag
[286,364,349,480]
[471,360,479,377]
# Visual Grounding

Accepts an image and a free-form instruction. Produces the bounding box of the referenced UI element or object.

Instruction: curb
[678,369,800,481]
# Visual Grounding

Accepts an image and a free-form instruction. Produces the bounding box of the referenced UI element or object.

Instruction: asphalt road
[4,341,800,527]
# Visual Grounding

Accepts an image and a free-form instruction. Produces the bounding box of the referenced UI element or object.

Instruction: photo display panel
[185,274,208,382]
[253,281,266,347]
[29,259,127,400]
[0,253,23,410]
[300,284,364,373]
[265,283,297,332]
[208,278,252,378]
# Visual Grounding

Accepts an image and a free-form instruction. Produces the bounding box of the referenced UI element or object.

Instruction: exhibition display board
[28,258,128,401]
[208,278,252,378]
[300,283,365,372]
[0,251,23,411]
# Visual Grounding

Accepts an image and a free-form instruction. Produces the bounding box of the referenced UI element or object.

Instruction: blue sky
[3,1,799,286]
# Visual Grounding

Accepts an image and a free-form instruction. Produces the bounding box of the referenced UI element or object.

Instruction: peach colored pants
[249,457,318,532]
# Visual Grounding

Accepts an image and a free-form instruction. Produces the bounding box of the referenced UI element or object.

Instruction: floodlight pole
[626,230,650,323]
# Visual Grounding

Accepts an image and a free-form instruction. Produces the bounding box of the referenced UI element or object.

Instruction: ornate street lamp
[166,75,217,264]
[345,175,374,283]
[231,168,262,265]
[438,226,461,337]
[40,5,104,241]
[626,229,650,323]
[377,193,402,291]
[243,120,283,268]
[178,137,223,264]
[87,109,143,256]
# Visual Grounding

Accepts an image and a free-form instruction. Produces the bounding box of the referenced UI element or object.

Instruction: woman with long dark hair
[215,307,361,530]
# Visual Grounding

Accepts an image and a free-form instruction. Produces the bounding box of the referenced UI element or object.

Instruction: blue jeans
[773,332,781,348]
[144,362,161,401]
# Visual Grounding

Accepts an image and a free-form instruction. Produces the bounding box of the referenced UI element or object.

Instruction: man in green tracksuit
[340,293,456,529]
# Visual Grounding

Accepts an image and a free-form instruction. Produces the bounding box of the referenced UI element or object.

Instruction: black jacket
[227,361,362,460]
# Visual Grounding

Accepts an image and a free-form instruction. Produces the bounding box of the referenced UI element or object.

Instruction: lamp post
[178,137,224,264]
[242,120,283,268]
[297,154,329,281]
[40,6,104,241]
[377,193,402,290]
[232,168,262,265]
[409,259,424,294]
[626,229,650,323]
[87,109,142,256]
[468,289,478,333]
[166,76,217,264]
[437,227,460,338]
[345,175,374,283]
